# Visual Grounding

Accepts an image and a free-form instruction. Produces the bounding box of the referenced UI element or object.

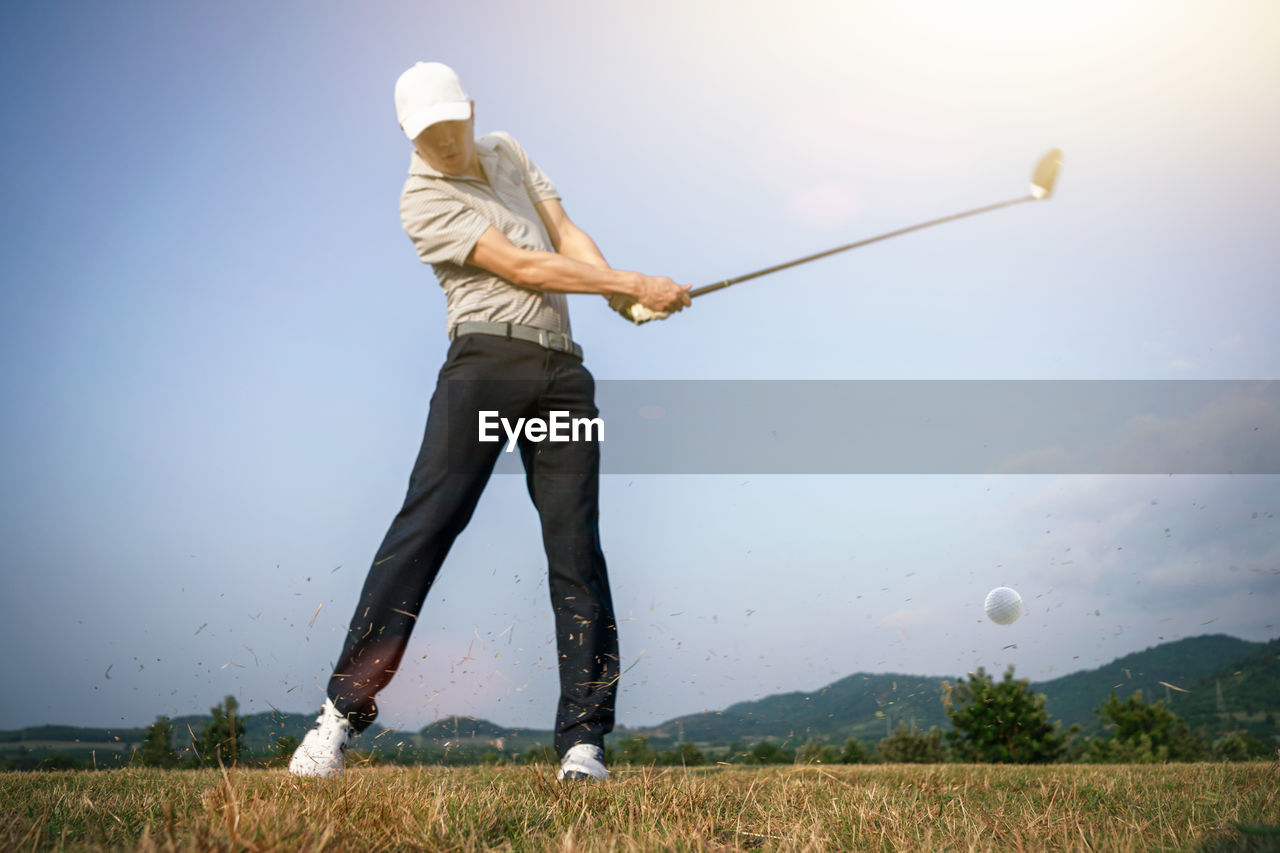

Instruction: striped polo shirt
[399,132,571,337]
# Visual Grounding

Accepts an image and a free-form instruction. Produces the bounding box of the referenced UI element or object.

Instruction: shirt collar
[408,136,500,183]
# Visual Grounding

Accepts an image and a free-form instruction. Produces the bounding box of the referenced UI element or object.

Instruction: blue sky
[1,1,1277,733]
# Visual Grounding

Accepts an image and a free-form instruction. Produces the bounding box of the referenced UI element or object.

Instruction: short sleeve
[399,185,492,266]
[489,131,560,204]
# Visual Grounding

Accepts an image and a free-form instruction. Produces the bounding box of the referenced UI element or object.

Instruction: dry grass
[2,762,1277,851]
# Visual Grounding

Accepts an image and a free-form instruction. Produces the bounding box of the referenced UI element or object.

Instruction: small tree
[518,745,557,765]
[742,741,794,765]
[658,742,707,766]
[615,734,658,766]
[875,723,949,763]
[133,715,180,768]
[1212,733,1273,762]
[37,754,82,771]
[944,666,1068,763]
[795,740,840,765]
[841,738,872,764]
[267,734,300,768]
[1085,691,1205,763]
[195,695,248,766]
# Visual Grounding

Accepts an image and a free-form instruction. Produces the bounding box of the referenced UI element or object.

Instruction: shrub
[876,724,949,763]
[841,738,872,764]
[944,667,1068,763]
[742,741,794,765]
[658,742,707,766]
[1211,732,1273,762]
[1084,691,1206,763]
[795,741,840,765]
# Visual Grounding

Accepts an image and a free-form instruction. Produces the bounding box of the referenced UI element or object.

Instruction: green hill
[639,673,952,748]
[167,710,356,753]
[1166,636,1280,741]
[630,634,1273,747]
[1034,634,1262,734]
[4,634,1274,762]
[168,710,555,755]
[406,717,552,752]
[0,724,148,745]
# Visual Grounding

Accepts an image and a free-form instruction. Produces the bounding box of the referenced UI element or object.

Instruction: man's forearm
[509,250,641,298]
[467,222,686,311]
[555,223,611,271]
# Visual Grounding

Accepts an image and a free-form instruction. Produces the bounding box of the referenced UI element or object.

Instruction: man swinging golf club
[289,61,689,781]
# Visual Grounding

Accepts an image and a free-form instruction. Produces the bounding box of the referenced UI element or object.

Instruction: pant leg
[519,352,619,756]
[327,336,536,731]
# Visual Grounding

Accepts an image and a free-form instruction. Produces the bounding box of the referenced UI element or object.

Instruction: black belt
[450,321,583,359]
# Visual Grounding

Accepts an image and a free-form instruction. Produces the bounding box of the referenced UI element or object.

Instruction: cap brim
[401,101,472,140]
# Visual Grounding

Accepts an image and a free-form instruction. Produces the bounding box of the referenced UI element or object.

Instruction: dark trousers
[327,333,618,757]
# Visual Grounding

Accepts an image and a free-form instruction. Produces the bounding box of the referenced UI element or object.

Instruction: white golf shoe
[557,743,609,782]
[288,698,350,778]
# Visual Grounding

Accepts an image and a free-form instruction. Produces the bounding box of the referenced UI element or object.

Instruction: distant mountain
[637,673,951,747]
[0,724,149,745]
[626,633,1274,747]
[164,711,328,752]
[1033,634,1261,734]
[3,634,1273,756]
[163,711,554,754]
[0,710,554,759]
[1163,636,1280,741]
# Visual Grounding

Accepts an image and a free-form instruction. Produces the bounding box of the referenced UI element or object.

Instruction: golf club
[625,149,1061,323]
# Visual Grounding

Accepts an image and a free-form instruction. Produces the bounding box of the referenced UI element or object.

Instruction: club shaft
[689,194,1034,299]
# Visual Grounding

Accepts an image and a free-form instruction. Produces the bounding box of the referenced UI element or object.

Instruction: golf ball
[984,587,1022,625]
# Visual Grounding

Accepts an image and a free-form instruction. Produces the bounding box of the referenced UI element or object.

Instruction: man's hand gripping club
[608,275,691,325]
[465,202,690,326]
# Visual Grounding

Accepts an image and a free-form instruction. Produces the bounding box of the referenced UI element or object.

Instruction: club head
[1030,148,1062,200]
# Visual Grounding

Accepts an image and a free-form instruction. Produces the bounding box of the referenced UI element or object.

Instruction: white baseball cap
[394,62,471,140]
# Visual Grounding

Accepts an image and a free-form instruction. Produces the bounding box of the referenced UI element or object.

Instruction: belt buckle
[541,329,569,353]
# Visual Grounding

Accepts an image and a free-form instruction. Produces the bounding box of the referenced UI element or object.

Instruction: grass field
[2,762,1277,851]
